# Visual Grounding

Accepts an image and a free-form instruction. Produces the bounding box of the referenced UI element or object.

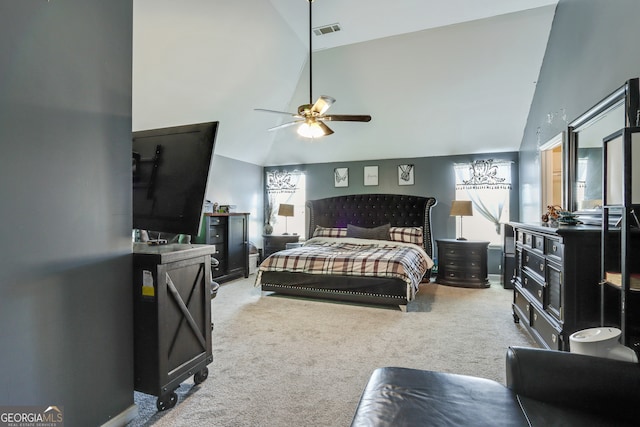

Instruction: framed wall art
[334,167,349,187]
[364,166,378,186]
[398,164,414,185]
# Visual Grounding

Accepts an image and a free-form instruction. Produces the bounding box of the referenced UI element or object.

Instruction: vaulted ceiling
[133,0,558,166]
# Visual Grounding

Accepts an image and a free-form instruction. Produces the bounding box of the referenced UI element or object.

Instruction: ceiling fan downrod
[308,0,314,106]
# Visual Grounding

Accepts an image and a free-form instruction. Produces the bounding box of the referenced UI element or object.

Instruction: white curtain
[454,160,512,234]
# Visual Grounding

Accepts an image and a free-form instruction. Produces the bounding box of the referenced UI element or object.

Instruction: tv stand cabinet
[132,243,214,410]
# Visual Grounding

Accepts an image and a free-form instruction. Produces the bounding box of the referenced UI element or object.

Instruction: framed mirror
[567,78,640,223]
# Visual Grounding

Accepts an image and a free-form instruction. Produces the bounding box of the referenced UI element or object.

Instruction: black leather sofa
[350,346,640,426]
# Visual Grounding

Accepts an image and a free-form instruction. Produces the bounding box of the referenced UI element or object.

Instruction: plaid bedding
[256,237,434,301]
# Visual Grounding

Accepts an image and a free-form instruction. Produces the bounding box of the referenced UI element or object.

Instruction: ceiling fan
[255,0,371,138]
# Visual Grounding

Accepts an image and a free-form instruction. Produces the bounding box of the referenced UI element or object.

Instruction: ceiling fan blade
[268,120,303,131]
[317,120,334,136]
[255,108,299,117]
[311,95,336,115]
[323,114,372,122]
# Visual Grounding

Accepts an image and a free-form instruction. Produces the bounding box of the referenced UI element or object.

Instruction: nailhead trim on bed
[261,283,404,299]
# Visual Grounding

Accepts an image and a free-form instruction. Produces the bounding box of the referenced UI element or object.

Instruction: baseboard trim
[100,404,138,427]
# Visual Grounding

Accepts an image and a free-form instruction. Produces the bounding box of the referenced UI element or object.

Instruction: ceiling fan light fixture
[297,120,328,139]
[255,0,370,137]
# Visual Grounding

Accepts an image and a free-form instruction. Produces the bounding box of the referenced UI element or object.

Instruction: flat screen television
[132,121,218,236]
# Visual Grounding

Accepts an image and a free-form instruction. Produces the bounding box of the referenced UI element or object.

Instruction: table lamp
[450,200,473,240]
[278,203,295,235]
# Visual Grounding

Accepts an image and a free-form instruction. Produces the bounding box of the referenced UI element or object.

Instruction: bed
[256,194,437,310]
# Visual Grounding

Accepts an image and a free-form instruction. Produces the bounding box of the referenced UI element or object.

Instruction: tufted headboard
[306,194,438,259]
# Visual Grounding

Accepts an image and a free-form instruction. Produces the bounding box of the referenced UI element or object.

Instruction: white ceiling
[133,0,558,166]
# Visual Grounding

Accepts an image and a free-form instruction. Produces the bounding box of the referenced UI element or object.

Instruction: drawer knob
[552,244,557,251]
[534,313,538,321]
[526,304,530,311]
[538,289,542,298]
[524,277,528,285]
[526,255,530,262]
[539,264,544,272]
[552,334,557,343]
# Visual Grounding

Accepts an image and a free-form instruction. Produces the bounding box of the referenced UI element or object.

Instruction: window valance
[455,159,512,190]
[266,170,304,194]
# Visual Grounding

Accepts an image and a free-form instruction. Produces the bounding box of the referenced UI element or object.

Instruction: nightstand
[436,239,490,288]
[263,234,300,258]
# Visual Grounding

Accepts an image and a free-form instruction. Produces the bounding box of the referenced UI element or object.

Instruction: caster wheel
[156,391,178,411]
[513,313,520,324]
[194,367,209,385]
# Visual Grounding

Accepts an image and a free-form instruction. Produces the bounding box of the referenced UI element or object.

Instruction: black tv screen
[132,121,218,236]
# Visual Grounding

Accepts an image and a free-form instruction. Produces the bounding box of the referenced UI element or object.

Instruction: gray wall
[205,154,263,246]
[519,0,640,222]
[266,151,520,252]
[0,2,134,426]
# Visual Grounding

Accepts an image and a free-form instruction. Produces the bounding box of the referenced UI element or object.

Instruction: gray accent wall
[265,151,520,252]
[0,2,134,426]
[519,0,640,222]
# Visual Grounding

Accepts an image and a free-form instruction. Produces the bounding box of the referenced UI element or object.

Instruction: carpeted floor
[127,275,536,427]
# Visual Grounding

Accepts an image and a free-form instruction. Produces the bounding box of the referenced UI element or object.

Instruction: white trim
[539,131,563,151]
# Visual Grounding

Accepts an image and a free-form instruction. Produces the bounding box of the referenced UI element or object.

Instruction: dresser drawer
[207,225,225,244]
[531,306,562,350]
[208,216,223,226]
[522,249,545,278]
[439,269,485,282]
[545,238,564,262]
[522,270,545,307]
[534,235,545,252]
[440,258,483,272]
[514,288,531,325]
[211,259,226,278]
[440,245,482,260]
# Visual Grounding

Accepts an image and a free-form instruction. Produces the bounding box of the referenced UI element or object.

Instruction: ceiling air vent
[313,23,341,36]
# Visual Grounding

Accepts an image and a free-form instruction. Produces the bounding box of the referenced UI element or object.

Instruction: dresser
[263,234,300,258]
[436,239,489,288]
[510,222,601,350]
[203,213,249,282]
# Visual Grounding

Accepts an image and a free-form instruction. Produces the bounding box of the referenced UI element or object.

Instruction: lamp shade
[450,200,473,217]
[278,204,294,217]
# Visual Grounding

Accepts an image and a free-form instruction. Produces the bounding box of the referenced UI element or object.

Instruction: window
[454,160,512,246]
[265,170,306,237]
